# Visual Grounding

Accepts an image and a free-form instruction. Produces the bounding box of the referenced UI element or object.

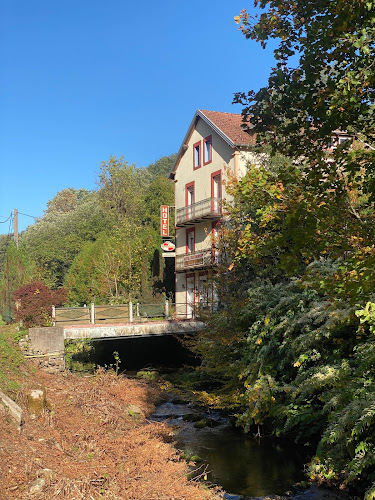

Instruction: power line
[0,213,12,223]
[18,211,40,220]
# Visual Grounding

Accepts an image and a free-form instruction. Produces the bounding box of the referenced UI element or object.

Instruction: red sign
[161,205,169,237]
[161,241,175,251]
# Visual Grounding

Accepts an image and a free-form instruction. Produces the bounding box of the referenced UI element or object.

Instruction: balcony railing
[176,197,221,227]
[176,248,219,271]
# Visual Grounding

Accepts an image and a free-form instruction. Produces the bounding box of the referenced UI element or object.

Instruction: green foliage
[0,325,27,397]
[219,2,375,494]
[64,220,159,304]
[22,191,111,287]
[234,1,375,191]
[45,188,90,214]
[65,339,96,373]
[0,242,35,321]
[190,149,375,494]
[145,154,176,181]
[0,153,175,313]
[97,155,146,223]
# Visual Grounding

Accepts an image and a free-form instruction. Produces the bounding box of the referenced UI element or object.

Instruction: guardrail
[53,301,171,326]
[176,197,221,226]
[53,300,218,325]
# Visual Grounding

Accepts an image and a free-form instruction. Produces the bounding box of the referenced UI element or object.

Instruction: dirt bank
[0,356,221,499]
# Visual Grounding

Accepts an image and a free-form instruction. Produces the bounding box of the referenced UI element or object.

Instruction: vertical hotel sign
[161,206,169,237]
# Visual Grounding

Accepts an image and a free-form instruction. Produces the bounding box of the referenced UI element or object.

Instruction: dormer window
[193,141,201,170]
[203,135,212,165]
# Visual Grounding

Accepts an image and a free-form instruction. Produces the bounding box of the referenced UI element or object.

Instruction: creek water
[151,400,308,498]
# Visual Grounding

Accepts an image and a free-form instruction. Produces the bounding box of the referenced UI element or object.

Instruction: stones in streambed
[136,369,159,381]
[193,417,221,429]
[171,396,186,404]
[182,413,202,422]
[181,449,203,463]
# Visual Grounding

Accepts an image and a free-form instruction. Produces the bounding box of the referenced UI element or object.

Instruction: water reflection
[176,426,306,497]
[152,403,306,497]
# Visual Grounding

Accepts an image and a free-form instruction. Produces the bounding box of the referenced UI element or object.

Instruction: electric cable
[0,213,12,223]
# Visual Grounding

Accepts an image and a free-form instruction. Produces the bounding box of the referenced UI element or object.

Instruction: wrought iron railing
[176,197,221,226]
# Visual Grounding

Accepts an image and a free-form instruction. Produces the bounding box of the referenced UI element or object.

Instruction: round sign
[161,241,175,251]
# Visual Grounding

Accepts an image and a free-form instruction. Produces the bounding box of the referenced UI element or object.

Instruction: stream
[151,399,347,500]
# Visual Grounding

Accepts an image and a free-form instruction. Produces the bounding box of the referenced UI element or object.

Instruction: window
[203,136,212,165]
[185,182,195,220]
[186,228,195,253]
[211,170,222,213]
[193,141,201,169]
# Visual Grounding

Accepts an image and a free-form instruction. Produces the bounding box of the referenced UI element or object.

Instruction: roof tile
[199,109,256,146]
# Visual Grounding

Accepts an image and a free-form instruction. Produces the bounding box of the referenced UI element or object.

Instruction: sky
[0,0,277,234]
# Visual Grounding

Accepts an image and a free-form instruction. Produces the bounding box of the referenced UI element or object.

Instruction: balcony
[176,197,221,227]
[176,248,219,271]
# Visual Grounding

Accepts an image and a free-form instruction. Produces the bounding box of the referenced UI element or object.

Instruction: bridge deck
[29,320,205,355]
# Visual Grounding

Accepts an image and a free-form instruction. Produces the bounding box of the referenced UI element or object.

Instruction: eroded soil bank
[0,362,221,500]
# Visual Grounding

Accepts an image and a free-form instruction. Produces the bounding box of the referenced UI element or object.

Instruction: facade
[169,110,257,318]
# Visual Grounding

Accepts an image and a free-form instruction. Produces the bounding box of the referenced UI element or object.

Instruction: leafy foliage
[0,153,175,313]
[188,148,375,495]
[0,242,35,322]
[13,281,66,327]
[234,1,375,190]
[21,191,111,287]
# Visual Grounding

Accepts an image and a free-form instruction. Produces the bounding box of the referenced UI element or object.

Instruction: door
[198,275,209,310]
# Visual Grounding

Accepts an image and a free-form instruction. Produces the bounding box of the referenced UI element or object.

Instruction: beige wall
[174,117,234,216]
[173,116,258,314]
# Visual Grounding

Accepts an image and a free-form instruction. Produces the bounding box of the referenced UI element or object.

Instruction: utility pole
[13,208,19,249]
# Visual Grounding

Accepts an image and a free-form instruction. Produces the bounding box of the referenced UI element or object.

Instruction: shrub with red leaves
[13,281,66,327]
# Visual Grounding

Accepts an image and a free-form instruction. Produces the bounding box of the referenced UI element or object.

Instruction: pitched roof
[169,109,255,178]
[199,109,255,147]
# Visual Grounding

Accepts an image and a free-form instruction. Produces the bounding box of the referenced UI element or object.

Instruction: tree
[145,154,176,181]
[13,281,66,327]
[45,188,90,214]
[143,176,174,232]
[0,242,35,322]
[22,191,110,287]
[234,0,375,191]
[97,155,145,223]
[228,6,375,494]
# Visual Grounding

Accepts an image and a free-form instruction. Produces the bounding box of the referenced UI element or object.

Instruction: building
[169,109,258,318]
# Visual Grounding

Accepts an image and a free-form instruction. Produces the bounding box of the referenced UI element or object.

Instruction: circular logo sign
[161,241,175,251]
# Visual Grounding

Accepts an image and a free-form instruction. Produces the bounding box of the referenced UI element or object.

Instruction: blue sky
[0,0,276,234]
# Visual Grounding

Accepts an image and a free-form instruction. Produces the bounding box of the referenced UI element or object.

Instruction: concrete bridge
[28,320,205,368]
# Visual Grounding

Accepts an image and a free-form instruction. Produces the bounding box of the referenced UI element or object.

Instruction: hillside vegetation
[0,154,175,322]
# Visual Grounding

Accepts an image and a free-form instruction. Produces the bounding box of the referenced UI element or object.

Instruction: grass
[0,325,28,398]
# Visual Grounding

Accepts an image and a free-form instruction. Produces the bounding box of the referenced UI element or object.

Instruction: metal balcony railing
[176,248,218,271]
[176,197,221,226]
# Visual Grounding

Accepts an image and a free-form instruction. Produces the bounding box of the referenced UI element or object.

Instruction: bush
[13,281,66,327]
